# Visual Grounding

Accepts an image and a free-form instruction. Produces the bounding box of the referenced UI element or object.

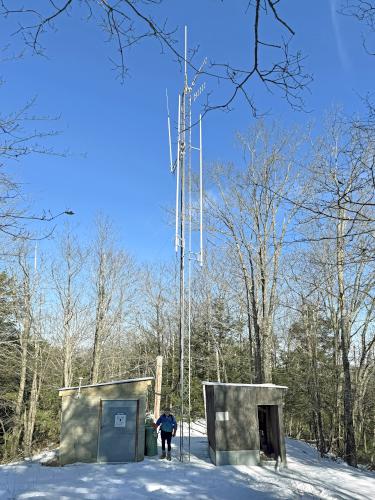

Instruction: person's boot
[160,451,166,459]
[167,451,171,461]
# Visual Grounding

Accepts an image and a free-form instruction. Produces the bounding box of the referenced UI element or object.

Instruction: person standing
[155,408,177,460]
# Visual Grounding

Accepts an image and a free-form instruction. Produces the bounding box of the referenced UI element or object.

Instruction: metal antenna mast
[166,25,205,462]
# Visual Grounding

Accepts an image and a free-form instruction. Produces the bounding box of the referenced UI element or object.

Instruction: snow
[0,422,374,499]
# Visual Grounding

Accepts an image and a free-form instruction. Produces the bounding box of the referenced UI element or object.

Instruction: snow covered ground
[0,422,374,499]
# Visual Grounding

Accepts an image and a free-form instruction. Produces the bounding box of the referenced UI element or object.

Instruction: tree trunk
[23,367,38,456]
[90,252,106,385]
[10,264,32,457]
[337,214,357,467]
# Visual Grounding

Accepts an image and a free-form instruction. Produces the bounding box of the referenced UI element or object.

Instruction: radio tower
[166,26,205,462]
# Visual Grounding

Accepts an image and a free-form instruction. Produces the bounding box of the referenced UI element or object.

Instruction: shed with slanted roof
[203,382,288,467]
[58,377,153,465]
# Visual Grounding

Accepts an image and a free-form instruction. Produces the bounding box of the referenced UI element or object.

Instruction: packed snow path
[0,422,374,499]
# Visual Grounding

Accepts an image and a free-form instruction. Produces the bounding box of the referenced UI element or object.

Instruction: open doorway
[258,405,281,460]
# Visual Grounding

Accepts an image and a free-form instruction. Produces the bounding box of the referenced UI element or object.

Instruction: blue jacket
[156,414,177,433]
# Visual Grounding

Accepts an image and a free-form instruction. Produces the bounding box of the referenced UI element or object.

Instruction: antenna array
[166,26,205,462]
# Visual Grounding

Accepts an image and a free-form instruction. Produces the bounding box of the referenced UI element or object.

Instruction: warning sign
[114,413,126,428]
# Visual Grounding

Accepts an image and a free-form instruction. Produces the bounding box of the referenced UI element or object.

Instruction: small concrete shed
[203,382,288,467]
[58,377,153,465]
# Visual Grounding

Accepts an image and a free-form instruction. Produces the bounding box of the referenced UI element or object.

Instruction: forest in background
[0,115,374,469]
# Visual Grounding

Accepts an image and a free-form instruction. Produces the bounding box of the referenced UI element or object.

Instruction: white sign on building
[114,413,127,428]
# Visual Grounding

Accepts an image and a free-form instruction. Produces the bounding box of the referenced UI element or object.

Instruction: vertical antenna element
[199,114,203,266]
[184,26,188,86]
[187,93,193,461]
[166,89,173,172]
[175,94,181,253]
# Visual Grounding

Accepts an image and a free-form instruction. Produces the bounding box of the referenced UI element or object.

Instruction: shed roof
[59,377,154,392]
[202,382,288,389]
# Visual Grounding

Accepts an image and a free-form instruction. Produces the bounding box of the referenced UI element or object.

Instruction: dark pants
[161,430,172,451]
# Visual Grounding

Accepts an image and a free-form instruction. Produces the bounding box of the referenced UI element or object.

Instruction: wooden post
[154,356,163,419]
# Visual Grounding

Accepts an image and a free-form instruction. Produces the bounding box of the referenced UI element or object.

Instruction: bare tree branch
[0,0,311,114]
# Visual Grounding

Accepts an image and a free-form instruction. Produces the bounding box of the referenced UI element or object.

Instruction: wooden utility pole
[154,355,163,419]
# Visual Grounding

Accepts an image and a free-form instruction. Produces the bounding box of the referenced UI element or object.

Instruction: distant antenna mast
[166,25,205,462]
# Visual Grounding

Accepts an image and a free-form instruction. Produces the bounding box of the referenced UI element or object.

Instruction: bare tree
[0,96,72,240]
[23,286,53,456]
[341,1,375,54]
[292,115,375,466]
[90,217,136,384]
[138,264,170,357]
[51,228,87,388]
[8,247,34,457]
[207,124,301,382]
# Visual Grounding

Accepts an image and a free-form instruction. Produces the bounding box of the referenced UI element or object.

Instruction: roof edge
[59,377,154,392]
[202,381,288,389]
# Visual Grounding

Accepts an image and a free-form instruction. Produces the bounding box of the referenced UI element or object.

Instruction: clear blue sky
[0,0,373,260]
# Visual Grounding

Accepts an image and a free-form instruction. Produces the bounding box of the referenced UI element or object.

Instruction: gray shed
[203,382,288,467]
[58,377,153,465]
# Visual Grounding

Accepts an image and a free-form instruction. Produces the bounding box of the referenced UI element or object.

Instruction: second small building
[203,382,288,467]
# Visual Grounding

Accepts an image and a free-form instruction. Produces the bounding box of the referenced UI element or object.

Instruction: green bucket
[145,424,158,457]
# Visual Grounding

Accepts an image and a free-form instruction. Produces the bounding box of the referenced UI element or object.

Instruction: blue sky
[0,0,373,260]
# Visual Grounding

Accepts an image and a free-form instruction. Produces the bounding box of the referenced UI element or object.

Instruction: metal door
[257,405,281,459]
[97,400,138,463]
